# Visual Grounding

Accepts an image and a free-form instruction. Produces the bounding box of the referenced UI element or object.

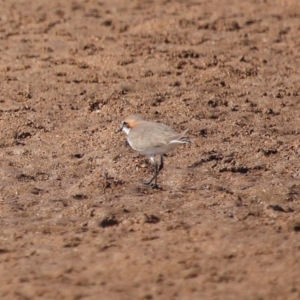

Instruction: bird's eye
[123,121,129,127]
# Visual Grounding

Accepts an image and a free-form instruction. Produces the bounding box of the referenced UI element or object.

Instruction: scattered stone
[99,216,119,228]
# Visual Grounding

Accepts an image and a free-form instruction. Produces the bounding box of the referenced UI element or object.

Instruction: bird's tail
[179,129,192,143]
[169,129,192,144]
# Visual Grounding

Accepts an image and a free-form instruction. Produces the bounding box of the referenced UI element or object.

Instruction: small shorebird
[119,115,191,188]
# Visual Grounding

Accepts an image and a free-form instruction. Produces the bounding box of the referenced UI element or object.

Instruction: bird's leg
[158,155,164,173]
[143,156,158,187]
[152,155,164,187]
[143,155,163,189]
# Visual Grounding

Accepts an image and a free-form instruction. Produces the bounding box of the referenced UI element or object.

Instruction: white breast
[122,126,131,135]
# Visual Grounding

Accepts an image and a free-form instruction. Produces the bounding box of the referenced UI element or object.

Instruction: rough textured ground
[1,0,300,299]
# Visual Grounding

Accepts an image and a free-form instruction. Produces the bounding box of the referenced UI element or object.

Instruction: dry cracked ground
[1,0,300,299]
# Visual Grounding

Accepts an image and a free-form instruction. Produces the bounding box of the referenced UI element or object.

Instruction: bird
[119,114,191,189]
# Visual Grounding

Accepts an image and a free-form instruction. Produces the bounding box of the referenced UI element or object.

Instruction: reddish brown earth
[1,0,300,299]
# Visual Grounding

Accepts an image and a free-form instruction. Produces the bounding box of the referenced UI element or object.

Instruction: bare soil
[1,0,300,299]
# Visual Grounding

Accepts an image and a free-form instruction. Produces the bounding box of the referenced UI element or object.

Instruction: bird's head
[118,115,144,135]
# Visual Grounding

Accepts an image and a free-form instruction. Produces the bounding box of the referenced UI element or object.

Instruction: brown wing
[128,122,178,151]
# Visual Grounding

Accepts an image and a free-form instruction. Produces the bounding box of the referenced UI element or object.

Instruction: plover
[119,115,191,188]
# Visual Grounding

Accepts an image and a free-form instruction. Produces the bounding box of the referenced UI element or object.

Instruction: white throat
[122,126,131,135]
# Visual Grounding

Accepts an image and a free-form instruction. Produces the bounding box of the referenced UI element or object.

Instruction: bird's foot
[142,181,160,189]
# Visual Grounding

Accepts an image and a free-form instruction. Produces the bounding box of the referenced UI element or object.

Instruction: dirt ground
[1,0,300,299]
